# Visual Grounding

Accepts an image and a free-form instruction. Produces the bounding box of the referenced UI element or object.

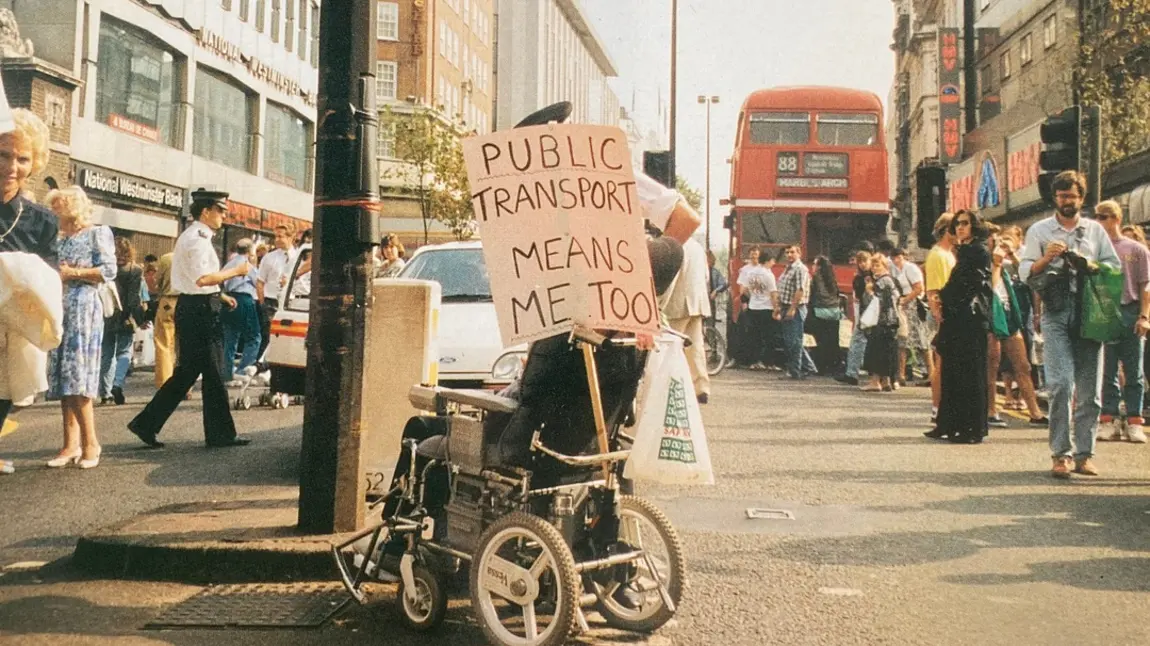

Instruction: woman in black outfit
[807,255,842,375]
[926,209,992,443]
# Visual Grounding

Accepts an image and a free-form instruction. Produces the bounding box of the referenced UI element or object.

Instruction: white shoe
[1097,419,1125,442]
[0,459,13,474]
[242,365,258,378]
[1127,423,1147,444]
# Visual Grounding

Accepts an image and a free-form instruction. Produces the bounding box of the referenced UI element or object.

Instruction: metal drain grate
[145,583,350,629]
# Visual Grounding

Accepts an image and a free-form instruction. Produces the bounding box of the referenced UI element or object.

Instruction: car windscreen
[399,248,492,301]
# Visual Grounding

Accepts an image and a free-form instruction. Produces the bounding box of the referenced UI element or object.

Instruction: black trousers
[0,399,11,430]
[130,294,237,445]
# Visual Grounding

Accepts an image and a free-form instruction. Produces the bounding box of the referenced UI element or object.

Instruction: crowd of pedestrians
[722,169,1147,477]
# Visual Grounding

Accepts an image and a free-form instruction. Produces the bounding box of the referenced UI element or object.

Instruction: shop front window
[265,103,310,189]
[95,17,181,147]
[194,68,253,172]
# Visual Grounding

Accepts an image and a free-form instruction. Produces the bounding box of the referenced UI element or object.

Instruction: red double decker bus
[725,86,891,300]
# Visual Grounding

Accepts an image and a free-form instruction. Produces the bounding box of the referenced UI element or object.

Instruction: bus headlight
[491,351,527,381]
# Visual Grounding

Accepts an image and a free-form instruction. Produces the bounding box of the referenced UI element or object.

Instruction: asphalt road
[2,369,1149,645]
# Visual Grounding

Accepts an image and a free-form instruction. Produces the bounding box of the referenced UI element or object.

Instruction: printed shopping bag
[1080,265,1124,344]
[624,334,715,485]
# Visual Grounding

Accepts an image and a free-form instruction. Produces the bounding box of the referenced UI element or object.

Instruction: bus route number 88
[777,152,799,175]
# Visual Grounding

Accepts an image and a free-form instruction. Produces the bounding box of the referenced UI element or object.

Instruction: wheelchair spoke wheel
[704,324,726,376]
[593,496,685,632]
[470,512,580,646]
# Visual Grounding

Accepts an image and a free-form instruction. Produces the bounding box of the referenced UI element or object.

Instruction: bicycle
[704,314,726,376]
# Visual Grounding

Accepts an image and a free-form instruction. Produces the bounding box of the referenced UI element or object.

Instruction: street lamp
[697,95,719,253]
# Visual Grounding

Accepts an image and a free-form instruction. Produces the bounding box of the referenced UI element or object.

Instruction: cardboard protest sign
[462,124,657,346]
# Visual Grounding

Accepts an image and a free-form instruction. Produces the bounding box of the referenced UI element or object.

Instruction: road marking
[0,419,18,438]
[3,561,46,572]
[746,508,795,520]
[819,587,864,597]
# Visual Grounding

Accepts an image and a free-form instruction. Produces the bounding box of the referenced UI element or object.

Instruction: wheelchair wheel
[470,512,580,646]
[704,323,726,376]
[593,496,685,633]
[396,564,447,632]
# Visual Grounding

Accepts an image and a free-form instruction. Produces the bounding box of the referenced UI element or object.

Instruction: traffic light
[915,165,948,249]
[1037,105,1081,206]
[643,150,675,189]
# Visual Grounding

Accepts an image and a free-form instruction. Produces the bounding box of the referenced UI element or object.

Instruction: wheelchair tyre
[396,564,447,632]
[471,512,580,646]
[593,496,685,633]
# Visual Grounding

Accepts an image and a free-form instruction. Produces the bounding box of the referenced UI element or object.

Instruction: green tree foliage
[381,106,475,243]
[1078,0,1150,168]
[675,175,703,212]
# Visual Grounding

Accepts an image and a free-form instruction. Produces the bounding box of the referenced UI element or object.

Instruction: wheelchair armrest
[408,385,443,412]
[434,387,519,415]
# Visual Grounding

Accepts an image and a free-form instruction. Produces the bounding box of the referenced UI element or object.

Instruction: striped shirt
[777,260,811,307]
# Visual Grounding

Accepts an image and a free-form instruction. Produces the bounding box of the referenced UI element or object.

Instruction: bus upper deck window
[748,112,810,145]
[816,113,879,147]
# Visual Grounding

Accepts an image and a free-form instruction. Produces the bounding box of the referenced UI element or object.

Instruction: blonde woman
[45,187,116,469]
[0,109,59,474]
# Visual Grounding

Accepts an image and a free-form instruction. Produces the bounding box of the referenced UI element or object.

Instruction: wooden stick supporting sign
[462,124,658,346]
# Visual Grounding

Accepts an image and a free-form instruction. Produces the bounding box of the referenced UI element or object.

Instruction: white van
[264,241,526,393]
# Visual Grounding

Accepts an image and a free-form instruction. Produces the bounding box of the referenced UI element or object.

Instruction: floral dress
[47,225,116,399]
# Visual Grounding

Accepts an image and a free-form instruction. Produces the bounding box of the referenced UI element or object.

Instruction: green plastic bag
[1080,265,1125,343]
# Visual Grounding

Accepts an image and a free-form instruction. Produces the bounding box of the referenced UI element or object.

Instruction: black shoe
[834,375,859,386]
[1029,416,1049,426]
[949,435,983,444]
[112,386,125,406]
[127,422,164,449]
[207,436,252,448]
[696,393,709,404]
[923,428,949,440]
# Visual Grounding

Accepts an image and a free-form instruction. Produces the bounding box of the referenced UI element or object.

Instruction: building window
[95,17,181,147]
[271,0,281,42]
[1043,14,1057,48]
[376,61,397,101]
[222,0,233,10]
[256,0,266,31]
[240,0,251,20]
[194,68,253,171]
[298,0,308,59]
[378,122,395,158]
[1000,51,1011,79]
[1020,33,1033,64]
[979,64,992,95]
[265,103,309,189]
[285,0,296,52]
[310,2,320,67]
[378,2,399,40]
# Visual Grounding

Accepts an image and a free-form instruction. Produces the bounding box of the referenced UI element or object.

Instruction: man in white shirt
[660,237,713,403]
[890,248,930,385]
[256,224,295,360]
[738,251,778,370]
[128,189,253,449]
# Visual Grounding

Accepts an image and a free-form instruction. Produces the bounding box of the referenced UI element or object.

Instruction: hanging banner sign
[938,28,963,165]
[461,124,657,346]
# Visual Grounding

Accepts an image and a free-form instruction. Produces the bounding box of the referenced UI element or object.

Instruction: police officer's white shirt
[258,246,295,302]
[171,221,221,295]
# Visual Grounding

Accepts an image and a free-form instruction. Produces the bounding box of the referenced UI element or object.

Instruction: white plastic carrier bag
[623,334,715,486]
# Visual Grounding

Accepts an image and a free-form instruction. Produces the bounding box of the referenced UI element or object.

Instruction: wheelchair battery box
[445,474,487,553]
[448,415,487,475]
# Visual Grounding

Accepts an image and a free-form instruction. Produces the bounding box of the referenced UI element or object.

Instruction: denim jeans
[845,326,868,378]
[1102,303,1145,420]
[1043,307,1103,459]
[781,305,817,377]
[99,327,134,398]
[221,294,262,381]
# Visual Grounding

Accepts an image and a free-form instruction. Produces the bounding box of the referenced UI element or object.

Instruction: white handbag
[858,297,880,330]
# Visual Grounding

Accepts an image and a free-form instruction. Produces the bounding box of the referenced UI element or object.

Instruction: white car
[396,241,526,388]
[265,241,526,393]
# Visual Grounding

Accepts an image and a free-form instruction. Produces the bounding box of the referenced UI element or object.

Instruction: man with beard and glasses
[1019,171,1120,478]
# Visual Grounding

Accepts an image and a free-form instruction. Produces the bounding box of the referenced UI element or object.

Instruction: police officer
[128,189,251,448]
